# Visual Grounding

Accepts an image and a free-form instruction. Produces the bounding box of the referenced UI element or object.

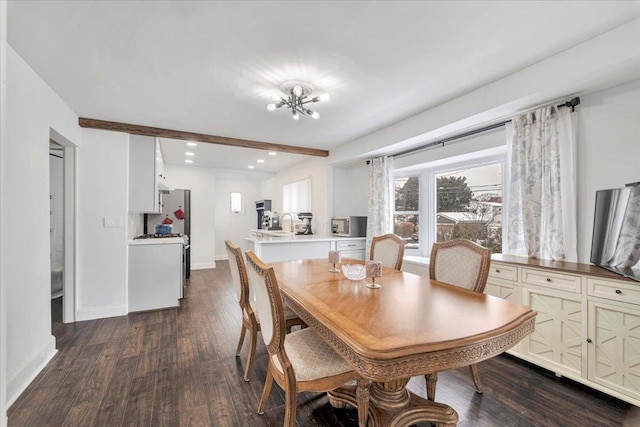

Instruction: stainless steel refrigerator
[146,189,191,278]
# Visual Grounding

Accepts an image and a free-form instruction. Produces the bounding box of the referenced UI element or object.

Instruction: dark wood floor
[8,261,640,426]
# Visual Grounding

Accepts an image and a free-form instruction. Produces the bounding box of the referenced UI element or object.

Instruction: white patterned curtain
[506,107,577,261]
[366,156,394,253]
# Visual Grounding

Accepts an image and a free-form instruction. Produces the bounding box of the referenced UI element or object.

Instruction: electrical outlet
[103,216,122,228]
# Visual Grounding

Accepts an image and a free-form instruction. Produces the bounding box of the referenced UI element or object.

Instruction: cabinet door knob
[586,338,593,343]
[495,269,501,273]
[546,277,552,282]
[616,289,622,294]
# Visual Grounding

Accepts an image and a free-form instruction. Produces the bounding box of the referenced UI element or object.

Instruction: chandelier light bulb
[267,103,277,112]
[292,85,304,97]
[319,93,330,102]
[311,111,320,119]
[292,111,300,120]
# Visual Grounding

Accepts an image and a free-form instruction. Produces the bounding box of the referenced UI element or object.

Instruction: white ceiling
[7,1,640,173]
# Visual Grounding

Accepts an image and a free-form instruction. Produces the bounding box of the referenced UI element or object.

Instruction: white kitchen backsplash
[128,213,144,239]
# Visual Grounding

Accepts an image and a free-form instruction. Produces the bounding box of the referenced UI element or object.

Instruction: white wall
[77,128,129,321]
[261,157,332,236]
[332,164,369,217]
[4,46,81,406]
[576,79,640,263]
[1,1,8,423]
[164,164,216,269]
[214,177,261,259]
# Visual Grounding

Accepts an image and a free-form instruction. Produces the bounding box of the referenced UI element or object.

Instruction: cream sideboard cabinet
[487,255,640,406]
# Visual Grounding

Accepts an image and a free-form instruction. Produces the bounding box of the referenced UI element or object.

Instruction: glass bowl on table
[341,264,366,281]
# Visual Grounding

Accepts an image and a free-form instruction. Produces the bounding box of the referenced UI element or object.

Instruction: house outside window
[435,162,503,253]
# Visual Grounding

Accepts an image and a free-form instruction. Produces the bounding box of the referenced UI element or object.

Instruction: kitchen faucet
[281,213,294,233]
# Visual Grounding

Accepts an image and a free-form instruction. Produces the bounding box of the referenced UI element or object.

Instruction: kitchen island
[245,231,366,263]
[128,237,184,312]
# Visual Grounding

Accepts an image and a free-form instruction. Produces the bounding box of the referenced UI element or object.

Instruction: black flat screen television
[590,185,640,282]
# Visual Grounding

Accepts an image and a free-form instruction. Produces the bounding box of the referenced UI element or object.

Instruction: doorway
[49,140,64,324]
[49,129,76,324]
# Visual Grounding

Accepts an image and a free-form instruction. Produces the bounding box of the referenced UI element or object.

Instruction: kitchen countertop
[128,237,184,245]
[247,230,365,244]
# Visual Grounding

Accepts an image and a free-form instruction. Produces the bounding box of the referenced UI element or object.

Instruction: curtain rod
[386,96,581,160]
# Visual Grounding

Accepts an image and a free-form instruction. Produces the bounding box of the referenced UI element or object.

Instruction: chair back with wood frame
[425,238,491,401]
[370,233,405,270]
[245,251,371,427]
[225,240,304,382]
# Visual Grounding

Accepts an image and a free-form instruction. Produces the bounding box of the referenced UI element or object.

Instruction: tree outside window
[394,176,420,250]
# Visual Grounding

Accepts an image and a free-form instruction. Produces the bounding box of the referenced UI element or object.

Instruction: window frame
[230,191,244,214]
[393,174,422,255]
[282,177,312,213]
[394,150,508,258]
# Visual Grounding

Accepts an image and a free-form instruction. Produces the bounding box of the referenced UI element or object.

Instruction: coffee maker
[297,212,313,235]
[263,211,282,230]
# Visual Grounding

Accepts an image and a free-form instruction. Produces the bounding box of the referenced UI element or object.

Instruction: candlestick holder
[328,250,341,272]
[365,260,382,289]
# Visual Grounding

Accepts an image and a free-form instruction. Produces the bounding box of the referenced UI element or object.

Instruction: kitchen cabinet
[335,238,366,261]
[486,255,640,406]
[129,134,166,213]
[128,238,183,312]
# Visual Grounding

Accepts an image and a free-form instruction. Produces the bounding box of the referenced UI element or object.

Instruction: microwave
[331,216,367,237]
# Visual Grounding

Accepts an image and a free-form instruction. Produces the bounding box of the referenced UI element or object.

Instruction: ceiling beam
[78,117,329,157]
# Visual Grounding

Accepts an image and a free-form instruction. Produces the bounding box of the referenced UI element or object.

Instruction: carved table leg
[328,378,458,427]
[357,378,372,427]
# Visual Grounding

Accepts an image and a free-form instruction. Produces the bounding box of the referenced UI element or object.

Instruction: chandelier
[267,81,330,120]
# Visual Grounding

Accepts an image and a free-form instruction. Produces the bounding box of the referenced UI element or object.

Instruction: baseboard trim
[6,335,57,408]
[192,262,216,270]
[214,254,229,261]
[76,304,127,322]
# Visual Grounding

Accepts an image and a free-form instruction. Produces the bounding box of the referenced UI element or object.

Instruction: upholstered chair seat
[271,327,354,382]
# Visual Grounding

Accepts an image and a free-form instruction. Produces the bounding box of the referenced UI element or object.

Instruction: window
[435,162,503,253]
[230,192,243,214]
[393,153,506,256]
[394,176,420,251]
[283,177,311,213]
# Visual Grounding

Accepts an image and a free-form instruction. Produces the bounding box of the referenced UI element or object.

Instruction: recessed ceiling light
[268,151,277,156]
[185,159,194,164]
[257,159,265,163]
[248,165,255,169]
[185,152,195,156]
[187,142,198,147]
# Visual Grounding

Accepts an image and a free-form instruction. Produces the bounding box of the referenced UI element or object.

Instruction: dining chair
[245,251,371,427]
[425,238,491,401]
[370,233,405,270]
[225,240,305,381]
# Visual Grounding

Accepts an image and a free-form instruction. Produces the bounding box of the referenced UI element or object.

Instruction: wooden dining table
[270,258,537,427]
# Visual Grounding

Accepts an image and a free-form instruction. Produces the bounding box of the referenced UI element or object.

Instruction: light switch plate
[103,216,122,228]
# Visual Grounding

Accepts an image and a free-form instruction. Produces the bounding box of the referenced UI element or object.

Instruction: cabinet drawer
[336,240,365,251]
[522,268,581,293]
[488,263,518,282]
[588,278,640,305]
